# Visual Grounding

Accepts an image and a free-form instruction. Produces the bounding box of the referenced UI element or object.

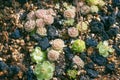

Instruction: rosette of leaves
[97,41,114,57]
[71,39,86,53]
[76,21,88,32]
[63,19,75,26]
[90,5,99,13]
[34,61,55,80]
[30,47,46,63]
[86,0,99,5]
[67,69,78,79]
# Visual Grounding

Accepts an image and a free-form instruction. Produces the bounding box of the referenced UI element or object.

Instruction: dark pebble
[8,65,20,77]
[0,61,8,71]
[80,52,87,62]
[53,18,64,29]
[27,67,36,80]
[17,0,28,4]
[105,63,115,73]
[113,45,120,55]
[47,25,59,39]
[117,11,120,18]
[38,37,50,50]
[85,38,98,47]
[85,62,94,69]
[100,31,109,41]
[64,47,73,54]
[10,29,21,39]
[86,69,98,78]
[107,27,119,38]
[90,53,107,66]
[30,33,42,42]
[100,15,116,31]
[90,20,104,33]
[55,66,65,76]
[19,11,28,20]
[112,0,120,7]
[79,75,90,80]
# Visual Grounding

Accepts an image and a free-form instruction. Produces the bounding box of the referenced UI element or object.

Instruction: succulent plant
[86,0,99,5]
[76,21,88,32]
[71,39,86,53]
[68,27,79,38]
[52,39,65,51]
[98,0,105,7]
[43,15,54,25]
[35,9,47,19]
[36,19,45,28]
[36,27,47,36]
[90,5,99,13]
[47,49,60,61]
[67,69,78,79]
[34,61,55,80]
[27,11,36,20]
[72,55,84,68]
[97,41,114,57]
[64,9,76,19]
[64,19,75,26]
[30,47,46,63]
[80,5,90,15]
[24,20,36,32]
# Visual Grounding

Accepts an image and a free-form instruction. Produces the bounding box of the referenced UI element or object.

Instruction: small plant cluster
[67,69,78,79]
[30,47,55,80]
[86,0,105,13]
[76,21,88,32]
[24,8,56,36]
[34,61,55,80]
[47,39,65,61]
[30,39,65,80]
[71,39,86,53]
[97,41,114,57]
[63,3,76,26]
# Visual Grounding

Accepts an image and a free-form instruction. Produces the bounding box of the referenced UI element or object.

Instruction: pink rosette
[27,11,36,20]
[35,9,47,19]
[43,15,54,25]
[36,19,45,28]
[64,9,75,19]
[47,8,56,16]
[68,27,79,38]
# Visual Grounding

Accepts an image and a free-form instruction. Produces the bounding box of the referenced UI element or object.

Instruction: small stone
[47,26,59,39]
[86,69,98,78]
[91,53,107,66]
[105,63,115,73]
[11,29,21,39]
[38,37,50,50]
[85,62,94,69]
